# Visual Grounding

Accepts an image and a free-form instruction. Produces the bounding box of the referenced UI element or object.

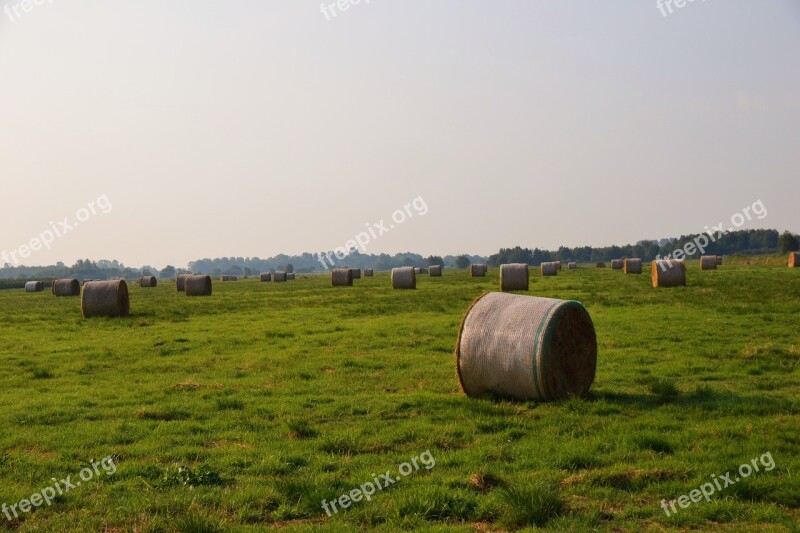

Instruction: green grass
[0,264,798,531]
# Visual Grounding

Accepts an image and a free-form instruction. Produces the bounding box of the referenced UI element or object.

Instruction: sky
[1,1,798,269]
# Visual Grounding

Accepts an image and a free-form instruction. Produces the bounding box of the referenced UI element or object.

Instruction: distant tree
[426,255,444,267]
[140,269,153,277]
[285,263,295,273]
[159,265,176,279]
[455,255,471,269]
[778,231,799,253]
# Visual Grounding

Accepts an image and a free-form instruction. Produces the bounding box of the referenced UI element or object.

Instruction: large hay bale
[624,258,643,275]
[500,263,529,291]
[716,256,723,266]
[364,269,374,277]
[287,273,296,280]
[139,276,157,288]
[52,279,80,297]
[429,265,443,277]
[790,252,800,268]
[176,274,190,292]
[350,268,362,279]
[332,268,353,287]
[610,259,623,270]
[392,267,416,289]
[456,292,597,402]
[81,280,129,317]
[568,262,577,270]
[25,281,44,293]
[273,271,287,282]
[540,262,558,277]
[701,256,717,271]
[596,262,606,268]
[184,275,212,296]
[470,264,487,277]
[260,272,272,282]
[651,260,686,288]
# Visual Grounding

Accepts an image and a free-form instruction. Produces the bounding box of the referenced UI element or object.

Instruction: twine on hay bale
[790,252,800,268]
[610,259,623,270]
[651,260,686,288]
[332,268,353,287]
[455,292,597,402]
[596,262,606,269]
[540,262,558,277]
[429,265,442,277]
[52,279,80,297]
[364,268,374,277]
[500,263,529,291]
[260,273,272,282]
[81,280,129,318]
[700,256,717,271]
[25,281,44,293]
[392,267,416,289]
[568,262,577,270]
[470,264,487,277]
[624,258,643,275]
[184,275,212,296]
[139,276,157,288]
[273,271,287,282]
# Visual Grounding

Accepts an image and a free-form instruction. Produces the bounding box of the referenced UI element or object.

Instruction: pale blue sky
[1,1,798,268]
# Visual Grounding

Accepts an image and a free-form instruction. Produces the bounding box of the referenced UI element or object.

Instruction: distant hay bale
[350,268,362,279]
[184,275,212,296]
[81,280,129,318]
[789,252,800,268]
[176,274,189,292]
[700,256,717,271]
[332,268,353,287]
[651,260,686,288]
[139,276,157,288]
[624,258,643,275]
[540,262,558,277]
[391,267,416,289]
[470,264,487,277]
[25,281,44,293]
[220,275,229,282]
[364,269,374,277]
[420,268,428,274]
[456,292,597,402]
[429,265,442,277]
[260,272,272,282]
[287,273,296,280]
[52,279,80,297]
[500,263,529,291]
[610,259,623,270]
[554,261,562,271]
[716,256,723,266]
[568,262,577,270]
[273,271,287,282]
[596,262,606,268]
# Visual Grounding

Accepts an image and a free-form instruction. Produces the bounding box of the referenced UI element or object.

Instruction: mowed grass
[0,263,798,532]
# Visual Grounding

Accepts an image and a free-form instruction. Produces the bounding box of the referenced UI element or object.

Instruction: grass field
[0,262,798,532]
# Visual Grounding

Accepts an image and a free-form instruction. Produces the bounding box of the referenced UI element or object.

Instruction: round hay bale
[554,261,562,271]
[540,262,558,277]
[790,252,800,268]
[350,268,362,279]
[500,263,529,291]
[456,292,597,402]
[700,256,717,271]
[81,280,129,317]
[596,262,606,268]
[651,260,686,288]
[391,267,416,289]
[184,275,212,296]
[624,258,643,275]
[260,272,272,282]
[332,268,353,286]
[610,259,623,270]
[364,268,374,277]
[139,276,157,288]
[25,281,44,293]
[716,256,723,266]
[176,274,190,292]
[273,271,288,282]
[568,262,577,270]
[470,264,487,277]
[429,265,443,277]
[287,273,296,280]
[52,279,80,297]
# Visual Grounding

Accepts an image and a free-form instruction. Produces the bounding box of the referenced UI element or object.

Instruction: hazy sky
[1,1,798,268]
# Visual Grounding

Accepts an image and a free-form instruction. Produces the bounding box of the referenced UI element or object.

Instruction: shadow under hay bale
[184,275,212,296]
[52,279,80,297]
[260,273,272,282]
[332,268,353,287]
[25,281,44,293]
[540,262,558,277]
[273,272,287,282]
[456,292,597,402]
[429,265,442,277]
[471,264,487,277]
[81,280,129,318]
[651,260,686,288]
[701,256,717,271]
[139,276,157,288]
[624,258,642,275]
[392,267,416,289]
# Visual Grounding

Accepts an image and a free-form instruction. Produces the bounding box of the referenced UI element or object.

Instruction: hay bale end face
[176,274,190,292]
[651,260,686,288]
[500,263,529,291]
[456,292,597,402]
[610,259,623,270]
[81,280,130,318]
[540,262,558,277]
[568,262,577,270]
[624,258,643,275]
[52,279,80,297]
[716,256,723,266]
[364,268,374,277]
[260,273,272,282]
[349,268,362,279]
[25,281,44,293]
[332,268,354,287]
[429,265,443,277]
[273,271,288,282]
[700,256,718,271]
[790,252,800,268]
[596,262,606,268]
[470,264,487,277]
[139,276,157,288]
[184,275,212,296]
[391,267,416,289]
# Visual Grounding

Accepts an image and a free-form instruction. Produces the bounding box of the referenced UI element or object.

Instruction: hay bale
[568,262,577,270]
[554,261,562,271]
[52,279,80,297]
[500,263,529,291]
[176,274,190,292]
[139,276,157,288]
[332,268,353,286]
[470,264,487,277]
[364,269,374,277]
[184,275,212,296]
[624,258,643,275]
[790,252,800,268]
[25,281,44,293]
[287,273,296,280]
[610,259,623,270]
[81,280,129,317]
[273,271,287,282]
[350,268,362,279]
[596,262,606,268]
[651,260,686,288]
[391,267,416,289]
[701,256,717,270]
[260,272,272,282]
[456,292,597,402]
[429,265,443,277]
[716,256,723,266]
[540,262,558,277]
